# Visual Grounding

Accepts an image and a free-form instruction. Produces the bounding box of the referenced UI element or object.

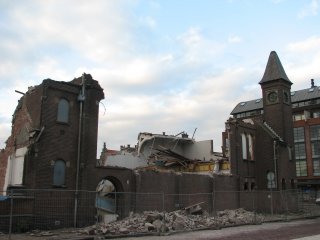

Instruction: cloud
[1,0,319,155]
[285,36,320,89]
[177,27,226,64]
[298,0,319,18]
[139,16,157,29]
[286,36,320,53]
[0,0,257,151]
[228,35,242,43]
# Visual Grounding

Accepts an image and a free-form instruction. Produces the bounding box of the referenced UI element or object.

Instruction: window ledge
[7,184,26,190]
[52,185,67,188]
[56,121,70,126]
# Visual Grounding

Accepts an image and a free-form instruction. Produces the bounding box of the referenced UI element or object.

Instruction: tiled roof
[231,99,263,115]
[231,86,320,115]
[259,51,292,85]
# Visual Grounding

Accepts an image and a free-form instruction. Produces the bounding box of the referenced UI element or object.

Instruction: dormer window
[309,88,315,92]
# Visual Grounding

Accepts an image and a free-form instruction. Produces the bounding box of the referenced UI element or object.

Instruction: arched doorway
[95,176,124,223]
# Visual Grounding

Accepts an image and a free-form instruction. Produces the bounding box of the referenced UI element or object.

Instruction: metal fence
[1,189,320,239]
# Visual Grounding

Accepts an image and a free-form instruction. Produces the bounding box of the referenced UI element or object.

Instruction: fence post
[211,191,214,215]
[162,192,165,233]
[252,191,256,224]
[9,189,13,240]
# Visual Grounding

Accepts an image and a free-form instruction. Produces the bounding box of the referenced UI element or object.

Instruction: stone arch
[96,176,126,222]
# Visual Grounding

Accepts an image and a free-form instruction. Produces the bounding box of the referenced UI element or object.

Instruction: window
[241,133,247,160]
[250,182,256,191]
[281,178,286,190]
[294,127,307,177]
[310,125,320,140]
[294,140,305,155]
[53,160,66,186]
[248,134,254,160]
[290,179,295,189]
[310,125,320,176]
[294,127,305,143]
[312,110,320,118]
[57,99,69,123]
[243,182,249,191]
[5,147,27,188]
[283,90,290,104]
[293,113,305,121]
[313,158,320,176]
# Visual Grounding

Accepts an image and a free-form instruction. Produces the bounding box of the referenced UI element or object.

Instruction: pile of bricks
[82,208,261,236]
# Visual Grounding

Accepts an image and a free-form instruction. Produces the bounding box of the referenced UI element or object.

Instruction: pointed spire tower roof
[259,51,292,85]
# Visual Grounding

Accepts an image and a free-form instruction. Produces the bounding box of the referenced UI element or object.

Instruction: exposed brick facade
[222,51,296,191]
[0,74,104,192]
[0,62,300,232]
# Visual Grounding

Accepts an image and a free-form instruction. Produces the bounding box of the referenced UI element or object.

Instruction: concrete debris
[215,208,261,226]
[28,229,55,237]
[85,208,261,237]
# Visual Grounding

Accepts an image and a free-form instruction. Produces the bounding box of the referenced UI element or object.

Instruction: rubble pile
[215,208,261,226]
[85,208,261,237]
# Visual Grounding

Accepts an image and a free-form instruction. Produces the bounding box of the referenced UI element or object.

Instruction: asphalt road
[119,217,320,240]
[2,217,320,240]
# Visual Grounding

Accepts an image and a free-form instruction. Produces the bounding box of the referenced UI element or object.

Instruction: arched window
[290,179,295,189]
[241,133,247,160]
[251,182,256,191]
[57,99,69,123]
[281,178,286,190]
[248,134,254,160]
[243,182,249,191]
[53,160,66,186]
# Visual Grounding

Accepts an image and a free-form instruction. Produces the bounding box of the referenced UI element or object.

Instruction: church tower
[258,51,295,189]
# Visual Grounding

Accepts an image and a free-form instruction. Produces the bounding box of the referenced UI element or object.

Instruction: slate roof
[231,86,320,115]
[259,51,292,85]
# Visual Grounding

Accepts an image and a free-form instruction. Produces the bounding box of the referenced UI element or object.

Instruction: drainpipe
[273,140,278,189]
[74,74,86,227]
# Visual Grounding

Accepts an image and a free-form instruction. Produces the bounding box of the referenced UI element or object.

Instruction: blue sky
[0,0,320,153]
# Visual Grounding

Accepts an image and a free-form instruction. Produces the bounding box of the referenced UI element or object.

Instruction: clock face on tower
[283,90,290,104]
[266,90,279,104]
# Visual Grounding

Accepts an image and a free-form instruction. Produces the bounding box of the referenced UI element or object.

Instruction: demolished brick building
[0,74,104,192]
[0,52,300,231]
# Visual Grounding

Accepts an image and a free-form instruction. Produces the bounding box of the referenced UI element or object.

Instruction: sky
[0,0,320,154]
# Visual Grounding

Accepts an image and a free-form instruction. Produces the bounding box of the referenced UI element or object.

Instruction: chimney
[311,79,315,88]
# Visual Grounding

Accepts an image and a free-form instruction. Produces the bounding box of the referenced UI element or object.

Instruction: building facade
[0,55,304,231]
[0,73,104,192]
[225,51,320,198]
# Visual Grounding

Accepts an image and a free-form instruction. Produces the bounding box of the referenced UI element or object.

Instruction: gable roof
[231,86,320,115]
[259,51,292,85]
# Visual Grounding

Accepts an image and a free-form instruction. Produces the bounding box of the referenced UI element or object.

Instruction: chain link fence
[1,189,320,238]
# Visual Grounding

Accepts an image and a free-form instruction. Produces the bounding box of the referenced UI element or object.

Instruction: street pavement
[119,217,320,240]
[294,235,320,240]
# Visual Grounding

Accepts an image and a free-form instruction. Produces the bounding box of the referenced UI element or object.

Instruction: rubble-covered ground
[2,208,320,239]
[79,208,263,237]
